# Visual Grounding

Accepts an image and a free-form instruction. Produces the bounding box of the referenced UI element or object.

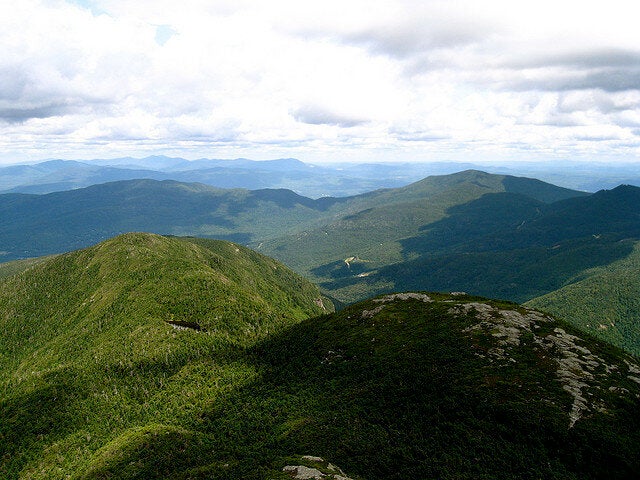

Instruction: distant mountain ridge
[2,156,640,197]
[0,179,349,260]
[0,171,584,262]
[0,156,483,198]
[258,170,591,286]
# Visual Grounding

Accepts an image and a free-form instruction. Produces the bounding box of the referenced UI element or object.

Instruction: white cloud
[0,0,639,164]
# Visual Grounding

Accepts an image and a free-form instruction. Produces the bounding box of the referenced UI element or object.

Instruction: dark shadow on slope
[215,188,351,217]
[199,232,254,244]
[0,368,87,477]
[72,294,640,479]
[310,258,370,280]
[309,192,546,283]
[320,235,636,304]
[190,297,640,479]
[400,185,640,260]
[514,184,640,245]
[400,192,546,258]
[501,176,589,203]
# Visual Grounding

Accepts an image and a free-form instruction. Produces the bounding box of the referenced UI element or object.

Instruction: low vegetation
[0,233,329,478]
[1,235,639,478]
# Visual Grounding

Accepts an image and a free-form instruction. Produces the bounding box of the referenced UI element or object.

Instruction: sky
[1,0,640,165]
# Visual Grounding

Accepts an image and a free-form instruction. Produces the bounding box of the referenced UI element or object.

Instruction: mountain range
[0,169,585,262]
[0,157,479,198]
[1,233,639,478]
[2,156,640,198]
[1,168,640,355]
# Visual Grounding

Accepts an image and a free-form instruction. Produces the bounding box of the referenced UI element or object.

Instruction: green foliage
[260,171,582,280]
[2,172,640,477]
[0,233,329,478]
[324,235,635,304]
[285,183,640,346]
[200,294,640,479]
[527,241,640,355]
[0,255,53,280]
[2,242,640,480]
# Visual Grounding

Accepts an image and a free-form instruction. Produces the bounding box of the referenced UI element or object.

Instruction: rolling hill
[0,157,461,198]
[0,233,330,478]
[1,240,639,479]
[4,156,640,198]
[258,170,586,275]
[0,179,352,261]
[0,170,585,263]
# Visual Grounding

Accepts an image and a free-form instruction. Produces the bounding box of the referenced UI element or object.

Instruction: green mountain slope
[0,233,329,478]
[237,293,640,479]
[3,266,640,479]
[259,170,585,277]
[0,256,52,280]
[526,240,640,356]
[0,179,352,261]
[0,171,584,264]
[312,184,640,305]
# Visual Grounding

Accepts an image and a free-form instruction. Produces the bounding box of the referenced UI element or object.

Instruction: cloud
[505,67,640,93]
[344,17,493,59]
[0,104,73,123]
[511,49,640,70]
[0,64,110,123]
[293,105,368,127]
[0,0,639,164]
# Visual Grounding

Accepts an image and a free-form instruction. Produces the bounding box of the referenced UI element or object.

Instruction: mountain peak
[0,233,330,348]
[250,291,640,478]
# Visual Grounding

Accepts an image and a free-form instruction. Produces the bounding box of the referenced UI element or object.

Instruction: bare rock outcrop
[283,456,354,480]
[452,301,640,428]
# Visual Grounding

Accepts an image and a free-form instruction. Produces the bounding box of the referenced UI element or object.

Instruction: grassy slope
[526,241,640,356]
[0,256,53,280]
[0,233,329,479]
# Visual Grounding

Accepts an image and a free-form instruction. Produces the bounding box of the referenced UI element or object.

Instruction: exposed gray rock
[360,305,386,319]
[283,465,326,479]
[283,456,354,480]
[372,292,432,303]
[453,301,639,428]
[301,455,325,463]
[362,292,432,319]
